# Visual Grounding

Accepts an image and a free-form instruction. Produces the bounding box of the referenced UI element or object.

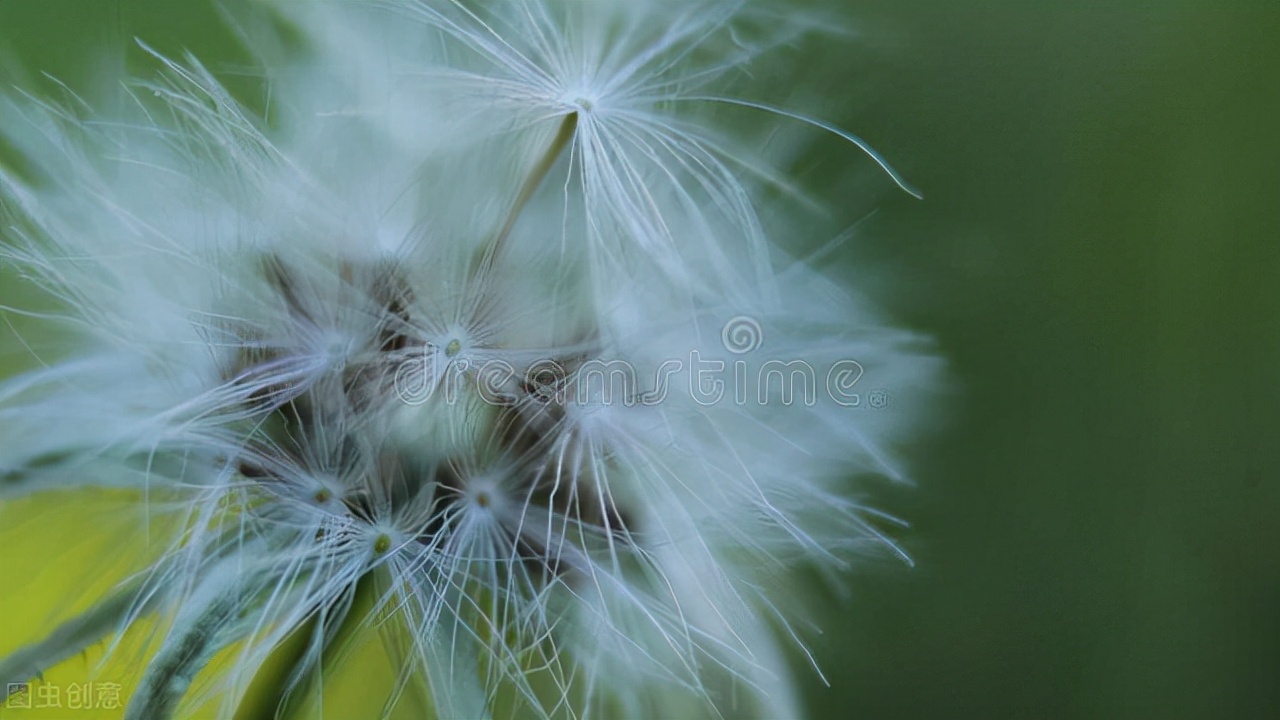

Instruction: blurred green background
[1,1,1276,719]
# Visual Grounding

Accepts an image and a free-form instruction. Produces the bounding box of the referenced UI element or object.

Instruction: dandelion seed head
[0,1,941,718]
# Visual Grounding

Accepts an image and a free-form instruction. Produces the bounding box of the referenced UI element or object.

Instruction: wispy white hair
[0,1,938,718]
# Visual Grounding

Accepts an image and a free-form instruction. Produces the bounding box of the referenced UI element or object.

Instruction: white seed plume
[0,1,938,718]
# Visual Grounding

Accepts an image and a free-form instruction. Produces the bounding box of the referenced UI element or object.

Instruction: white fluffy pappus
[0,1,939,718]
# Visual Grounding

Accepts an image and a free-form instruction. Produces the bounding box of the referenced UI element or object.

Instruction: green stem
[124,580,243,720]
[477,112,579,276]
[0,584,151,694]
